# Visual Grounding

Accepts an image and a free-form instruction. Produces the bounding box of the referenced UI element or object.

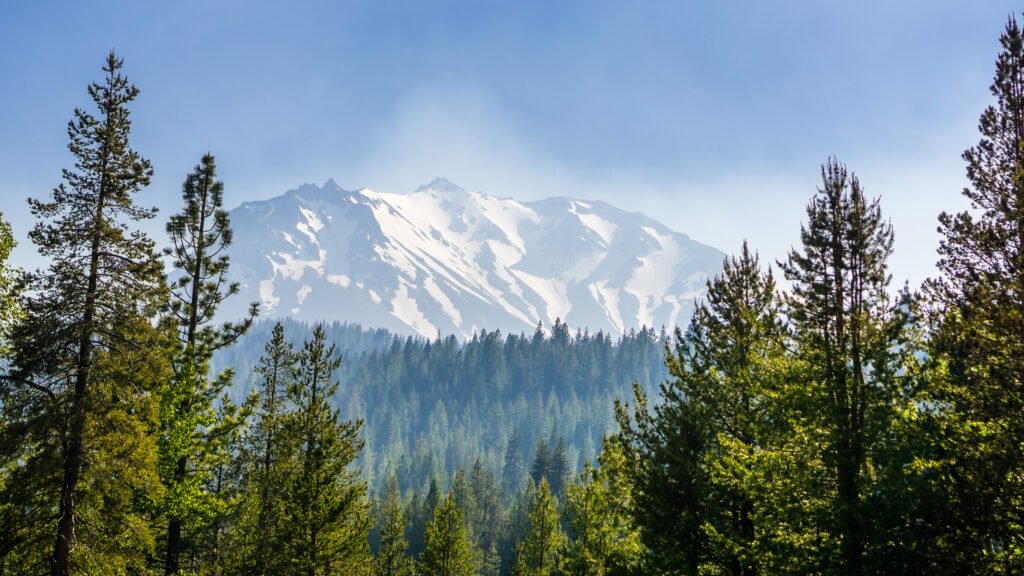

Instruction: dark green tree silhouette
[932,14,1024,572]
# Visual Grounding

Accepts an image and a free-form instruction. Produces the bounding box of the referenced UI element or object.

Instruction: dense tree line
[216,316,669,496]
[4,14,1024,575]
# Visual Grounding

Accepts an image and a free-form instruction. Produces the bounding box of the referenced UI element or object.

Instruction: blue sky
[0,1,1018,287]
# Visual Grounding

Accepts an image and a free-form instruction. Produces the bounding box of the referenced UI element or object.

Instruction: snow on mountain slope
[223,178,725,338]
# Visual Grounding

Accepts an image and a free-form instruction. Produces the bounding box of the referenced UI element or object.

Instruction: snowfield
[225,178,725,338]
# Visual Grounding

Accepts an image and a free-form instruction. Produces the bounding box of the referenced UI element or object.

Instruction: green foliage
[0,212,20,355]
[375,474,415,576]
[512,479,566,576]
[421,492,480,576]
[278,323,372,574]
[564,437,642,576]
[781,160,907,575]
[233,321,297,575]
[159,152,255,574]
[929,14,1024,573]
[0,51,168,575]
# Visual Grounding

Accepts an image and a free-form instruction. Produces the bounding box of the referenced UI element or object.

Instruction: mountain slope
[224,178,725,338]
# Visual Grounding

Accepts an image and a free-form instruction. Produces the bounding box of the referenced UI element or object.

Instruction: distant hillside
[215,319,671,493]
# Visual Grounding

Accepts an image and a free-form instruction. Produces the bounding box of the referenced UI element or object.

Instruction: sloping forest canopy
[4,15,1024,576]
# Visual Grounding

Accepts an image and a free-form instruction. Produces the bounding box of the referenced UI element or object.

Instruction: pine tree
[450,468,479,541]
[512,479,566,576]
[1,51,168,576]
[548,437,570,498]
[375,474,415,576]
[470,458,504,561]
[280,324,371,574]
[503,431,526,494]
[242,321,297,575]
[160,152,256,574]
[196,399,250,574]
[931,15,1024,571]
[615,377,709,575]
[682,242,796,575]
[530,438,551,487]
[501,479,537,573]
[420,492,479,576]
[781,159,899,575]
[409,477,442,560]
[564,437,642,576]
[0,212,19,574]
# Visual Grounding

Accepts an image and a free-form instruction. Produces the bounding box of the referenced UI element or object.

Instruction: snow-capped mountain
[223,178,725,338]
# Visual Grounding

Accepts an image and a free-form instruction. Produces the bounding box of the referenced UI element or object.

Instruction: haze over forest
[4,3,1024,576]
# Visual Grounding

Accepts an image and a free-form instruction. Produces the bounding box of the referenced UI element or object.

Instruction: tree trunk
[165,455,188,575]
[52,179,106,576]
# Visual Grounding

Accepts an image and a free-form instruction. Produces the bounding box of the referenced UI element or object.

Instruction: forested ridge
[214,318,668,496]
[4,15,1024,576]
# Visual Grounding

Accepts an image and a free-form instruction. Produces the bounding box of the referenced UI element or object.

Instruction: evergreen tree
[564,437,642,576]
[547,437,570,498]
[450,468,479,540]
[470,458,504,561]
[0,212,19,574]
[196,399,250,574]
[375,474,415,576]
[1,52,168,576]
[409,477,442,560]
[160,152,256,574]
[501,479,537,573]
[931,14,1024,572]
[512,479,566,576]
[680,242,798,575]
[781,159,900,575]
[279,324,371,574]
[420,492,479,576]
[241,322,297,575]
[615,378,709,575]
[503,431,526,494]
[529,438,551,488]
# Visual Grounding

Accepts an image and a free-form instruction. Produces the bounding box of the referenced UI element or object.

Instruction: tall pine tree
[2,52,168,576]
[240,321,297,575]
[781,159,899,576]
[932,15,1024,571]
[279,324,371,574]
[684,242,792,575]
[160,152,256,574]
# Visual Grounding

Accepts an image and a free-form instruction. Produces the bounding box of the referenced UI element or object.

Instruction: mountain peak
[416,177,466,195]
[226,182,725,338]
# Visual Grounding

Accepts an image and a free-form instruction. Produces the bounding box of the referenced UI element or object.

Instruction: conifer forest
[7,14,1024,576]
